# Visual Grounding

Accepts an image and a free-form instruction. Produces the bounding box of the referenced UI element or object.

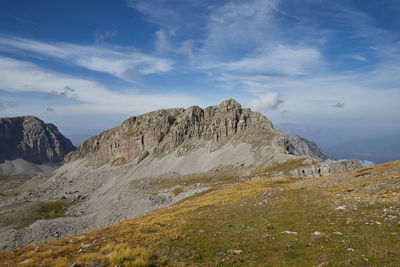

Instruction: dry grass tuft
[172,187,184,196]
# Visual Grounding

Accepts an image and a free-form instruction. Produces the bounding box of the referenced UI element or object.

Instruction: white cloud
[0,36,174,80]
[180,39,195,61]
[154,28,196,62]
[350,55,368,61]
[46,86,80,100]
[155,28,172,53]
[216,45,321,75]
[127,0,209,31]
[201,0,280,57]
[0,56,197,115]
[215,70,400,122]
[246,92,283,113]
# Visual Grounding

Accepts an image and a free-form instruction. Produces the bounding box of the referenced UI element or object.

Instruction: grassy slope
[1,161,400,266]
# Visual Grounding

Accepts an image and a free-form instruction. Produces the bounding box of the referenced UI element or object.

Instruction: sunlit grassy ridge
[1,161,400,266]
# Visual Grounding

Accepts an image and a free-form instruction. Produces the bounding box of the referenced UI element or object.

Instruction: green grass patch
[0,174,35,195]
[39,200,72,219]
[0,199,73,230]
[254,159,308,176]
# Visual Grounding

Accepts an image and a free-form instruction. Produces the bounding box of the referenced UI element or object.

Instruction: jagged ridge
[65,99,284,168]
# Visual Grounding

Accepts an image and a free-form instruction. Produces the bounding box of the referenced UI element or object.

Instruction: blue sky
[0,0,399,162]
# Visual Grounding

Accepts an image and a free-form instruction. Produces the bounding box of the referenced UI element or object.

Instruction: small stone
[281,231,297,235]
[228,249,243,255]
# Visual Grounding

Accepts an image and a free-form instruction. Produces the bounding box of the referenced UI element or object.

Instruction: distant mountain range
[277,122,400,164]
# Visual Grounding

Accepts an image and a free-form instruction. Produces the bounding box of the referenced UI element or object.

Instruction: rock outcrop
[328,159,362,173]
[288,135,329,161]
[65,99,284,168]
[0,116,75,171]
[288,159,363,178]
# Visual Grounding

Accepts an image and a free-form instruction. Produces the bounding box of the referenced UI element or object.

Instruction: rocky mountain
[0,116,75,174]
[0,100,362,250]
[64,99,285,167]
[287,135,329,161]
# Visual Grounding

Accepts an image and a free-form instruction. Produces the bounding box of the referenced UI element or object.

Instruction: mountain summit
[0,116,75,174]
[64,98,286,169]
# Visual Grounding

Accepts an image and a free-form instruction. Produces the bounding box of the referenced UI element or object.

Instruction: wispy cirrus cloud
[0,36,174,81]
[127,0,214,31]
[350,55,368,61]
[200,0,280,58]
[211,45,322,76]
[0,56,198,115]
[154,28,172,53]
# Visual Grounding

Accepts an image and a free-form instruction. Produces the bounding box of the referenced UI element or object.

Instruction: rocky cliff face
[328,159,362,173]
[287,159,363,178]
[0,116,75,165]
[65,99,285,168]
[288,135,329,161]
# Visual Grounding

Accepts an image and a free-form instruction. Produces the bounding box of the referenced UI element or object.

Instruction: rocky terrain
[0,99,363,251]
[1,160,398,266]
[288,135,329,161]
[0,116,76,174]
